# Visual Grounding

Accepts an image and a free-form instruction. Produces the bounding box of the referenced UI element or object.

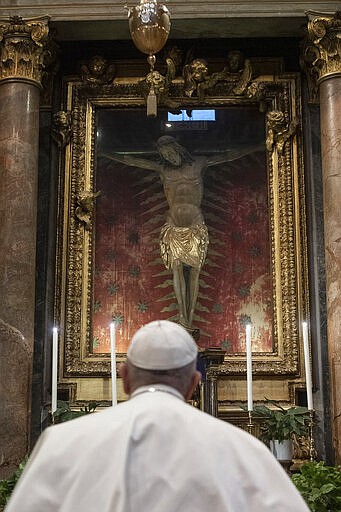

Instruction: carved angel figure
[52,111,72,149]
[266,110,298,155]
[75,190,101,231]
[81,55,116,85]
[209,50,253,95]
[183,58,209,101]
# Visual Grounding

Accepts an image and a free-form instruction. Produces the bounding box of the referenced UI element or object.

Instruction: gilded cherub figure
[75,190,101,231]
[266,110,298,155]
[81,55,116,85]
[183,58,209,101]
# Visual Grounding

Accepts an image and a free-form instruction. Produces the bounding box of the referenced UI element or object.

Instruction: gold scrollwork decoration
[55,48,308,402]
[0,15,50,86]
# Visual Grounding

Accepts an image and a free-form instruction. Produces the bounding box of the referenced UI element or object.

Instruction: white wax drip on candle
[110,322,117,406]
[51,327,58,414]
[302,321,313,410]
[246,324,253,412]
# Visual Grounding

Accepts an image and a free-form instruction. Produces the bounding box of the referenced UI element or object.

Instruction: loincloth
[160,222,209,270]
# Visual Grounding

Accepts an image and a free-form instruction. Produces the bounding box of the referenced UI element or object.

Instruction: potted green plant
[292,461,341,511]
[0,457,27,511]
[248,399,310,460]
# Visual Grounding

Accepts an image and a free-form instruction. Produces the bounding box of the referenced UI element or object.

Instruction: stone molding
[0,2,340,22]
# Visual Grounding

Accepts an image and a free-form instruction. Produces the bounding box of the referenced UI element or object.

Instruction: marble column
[0,16,49,478]
[303,11,341,464]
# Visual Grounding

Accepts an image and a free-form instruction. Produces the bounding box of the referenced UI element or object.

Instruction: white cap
[127,320,198,370]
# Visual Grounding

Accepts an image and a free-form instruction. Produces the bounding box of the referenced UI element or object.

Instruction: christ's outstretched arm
[206,142,264,167]
[101,152,161,173]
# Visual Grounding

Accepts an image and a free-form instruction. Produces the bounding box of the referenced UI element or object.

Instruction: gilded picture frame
[55,53,308,404]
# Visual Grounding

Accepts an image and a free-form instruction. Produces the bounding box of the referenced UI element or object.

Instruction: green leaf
[292,462,341,511]
[0,456,28,508]
[240,400,310,441]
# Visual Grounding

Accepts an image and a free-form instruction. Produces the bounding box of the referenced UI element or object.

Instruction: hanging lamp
[126,0,171,116]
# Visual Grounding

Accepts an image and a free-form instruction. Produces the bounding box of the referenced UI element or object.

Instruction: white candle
[302,321,313,410]
[51,327,58,414]
[246,323,253,411]
[110,322,117,406]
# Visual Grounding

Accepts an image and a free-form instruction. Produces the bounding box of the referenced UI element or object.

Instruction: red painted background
[92,148,272,354]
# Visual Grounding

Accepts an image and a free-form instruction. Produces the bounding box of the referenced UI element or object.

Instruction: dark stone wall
[301,85,332,463]
[31,109,58,446]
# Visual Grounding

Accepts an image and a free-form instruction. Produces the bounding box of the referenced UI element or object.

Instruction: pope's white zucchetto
[127,320,198,370]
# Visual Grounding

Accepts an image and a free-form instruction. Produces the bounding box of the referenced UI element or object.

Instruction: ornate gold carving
[0,16,49,86]
[291,434,317,469]
[56,52,307,388]
[137,50,181,110]
[138,70,168,103]
[134,47,258,109]
[80,55,116,85]
[183,58,209,100]
[210,50,253,95]
[183,50,254,101]
[302,11,341,100]
[266,110,298,155]
[75,190,101,231]
[182,52,254,102]
[52,111,73,149]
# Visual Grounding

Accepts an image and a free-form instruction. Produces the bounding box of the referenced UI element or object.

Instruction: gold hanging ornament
[126,0,171,116]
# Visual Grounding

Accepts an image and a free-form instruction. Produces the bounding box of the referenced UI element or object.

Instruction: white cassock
[5,384,309,512]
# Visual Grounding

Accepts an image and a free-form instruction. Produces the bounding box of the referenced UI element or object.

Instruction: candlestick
[247,410,254,435]
[110,322,117,406]
[246,323,253,412]
[308,409,316,461]
[302,321,313,410]
[51,327,58,415]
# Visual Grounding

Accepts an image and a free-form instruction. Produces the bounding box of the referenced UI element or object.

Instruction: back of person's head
[123,320,199,397]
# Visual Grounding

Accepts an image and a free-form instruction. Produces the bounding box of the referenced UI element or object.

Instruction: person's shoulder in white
[5,320,310,512]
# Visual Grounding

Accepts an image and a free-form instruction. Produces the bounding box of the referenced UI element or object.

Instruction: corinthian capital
[0,16,49,86]
[301,11,341,100]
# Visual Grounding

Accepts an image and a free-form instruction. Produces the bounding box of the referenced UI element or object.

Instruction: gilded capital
[0,16,49,86]
[302,11,341,97]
